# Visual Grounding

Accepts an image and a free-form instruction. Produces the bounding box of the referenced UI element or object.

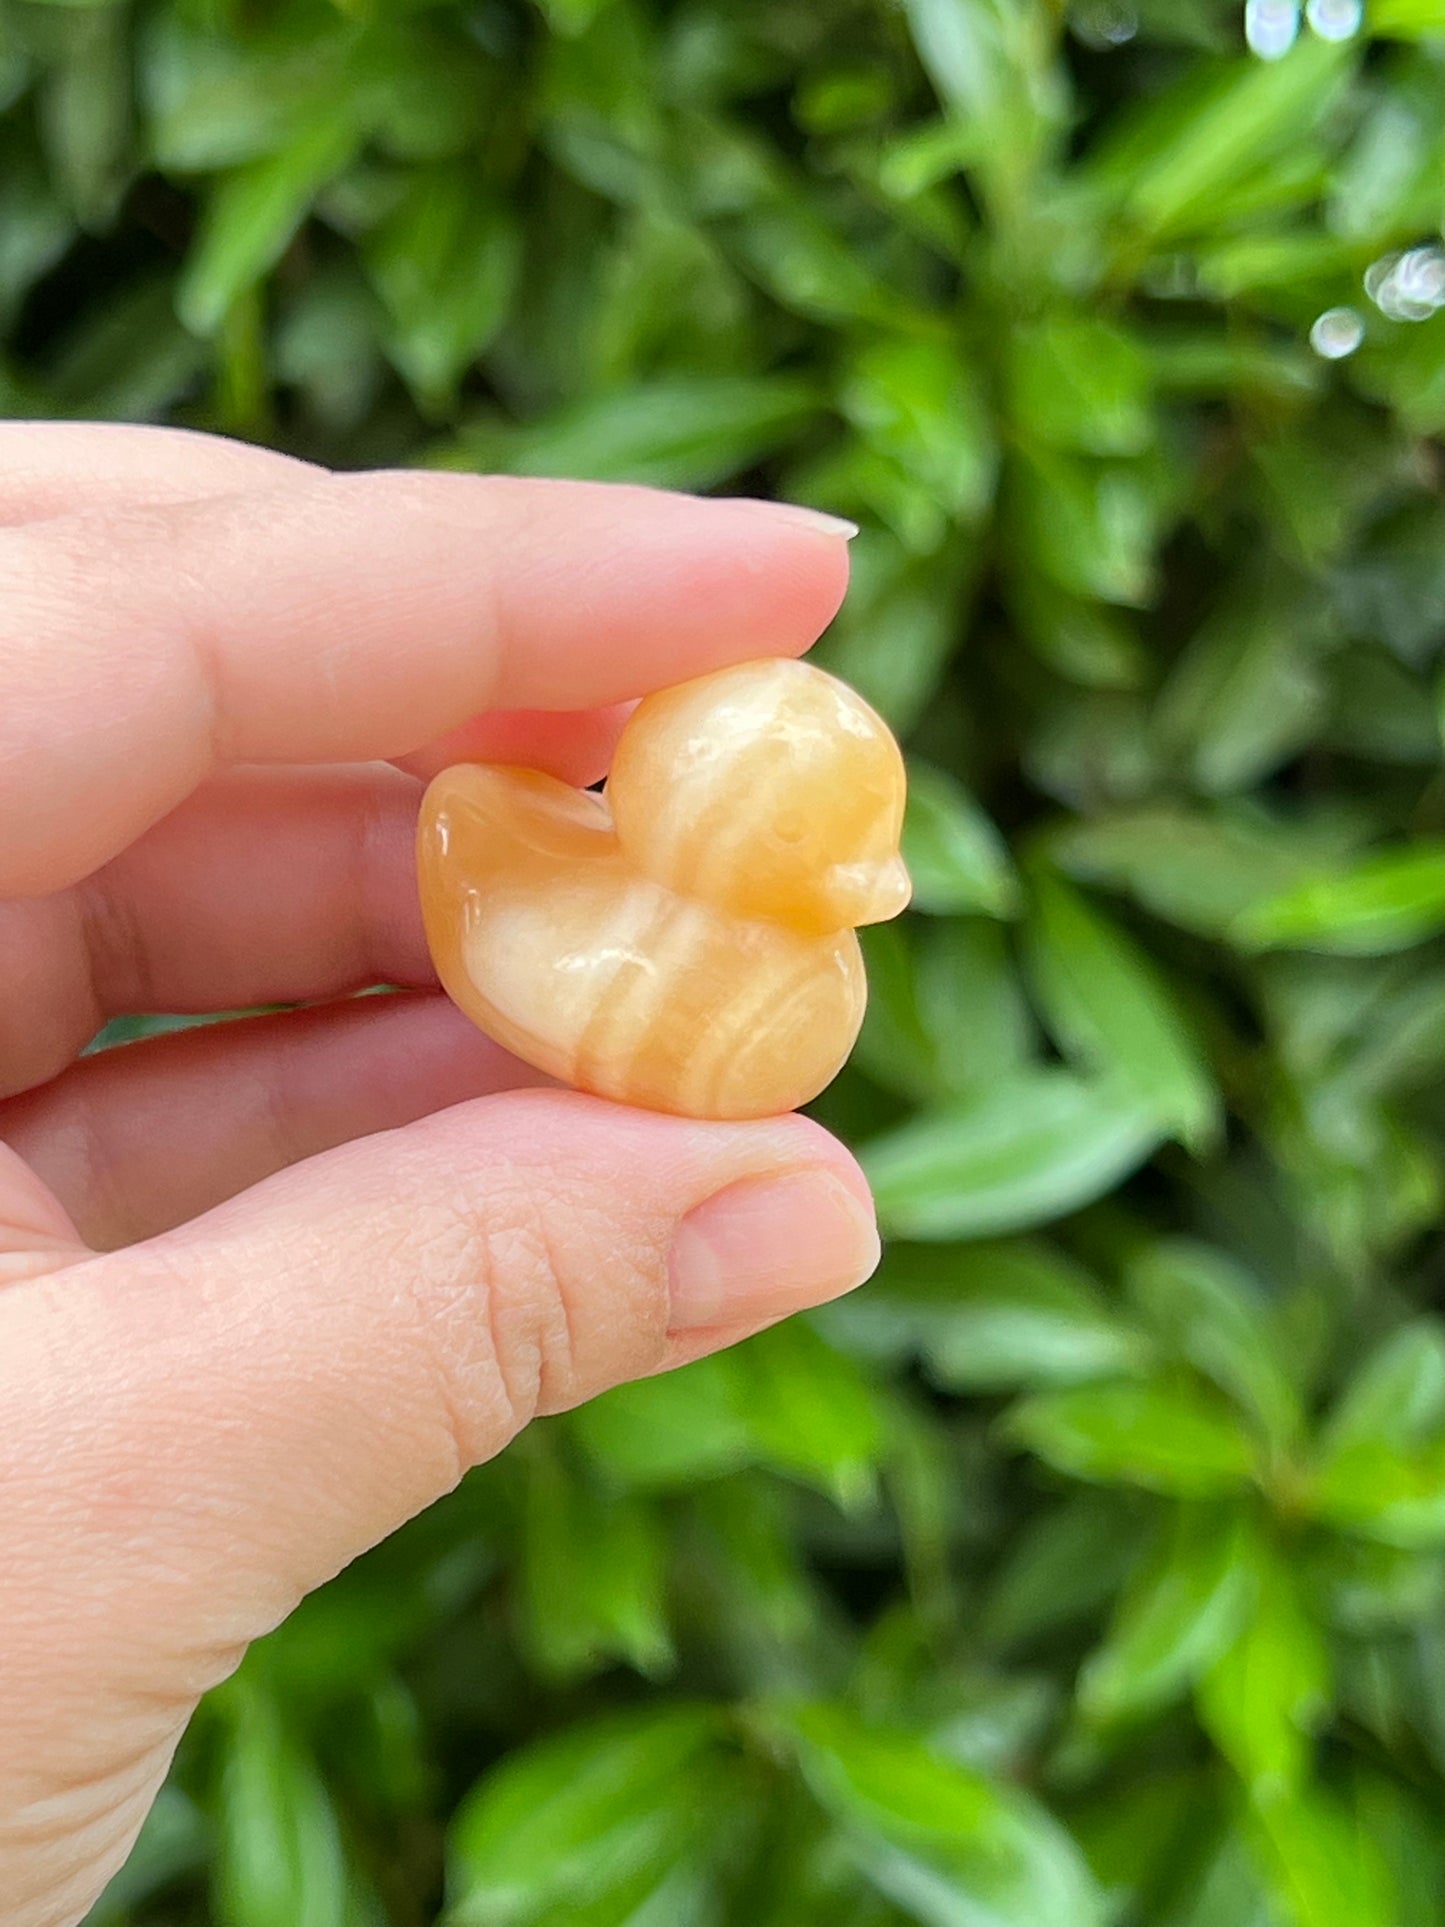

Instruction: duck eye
[774,814,808,846]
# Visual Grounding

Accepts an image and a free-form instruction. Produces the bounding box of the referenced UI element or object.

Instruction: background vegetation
[4,0,1445,1919]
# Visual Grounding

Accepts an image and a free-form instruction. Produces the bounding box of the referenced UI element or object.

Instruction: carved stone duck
[417,657,910,1120]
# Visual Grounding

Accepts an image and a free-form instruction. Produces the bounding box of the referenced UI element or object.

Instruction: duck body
[418,763,866,1119]
[417,658,910,1122]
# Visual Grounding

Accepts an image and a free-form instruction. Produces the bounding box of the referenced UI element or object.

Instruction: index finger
[0,471,853,895]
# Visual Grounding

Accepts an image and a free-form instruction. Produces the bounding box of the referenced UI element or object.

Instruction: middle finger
[1,705,628,1098]
[1,765,426,1095]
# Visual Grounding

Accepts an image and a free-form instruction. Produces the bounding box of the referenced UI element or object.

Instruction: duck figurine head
[608,658,912,938]
[418,657,911,1121]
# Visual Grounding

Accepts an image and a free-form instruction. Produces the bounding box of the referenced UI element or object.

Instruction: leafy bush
[6,0,1445,1920]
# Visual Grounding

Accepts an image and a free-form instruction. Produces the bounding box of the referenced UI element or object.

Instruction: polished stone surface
[418,658,910,1119]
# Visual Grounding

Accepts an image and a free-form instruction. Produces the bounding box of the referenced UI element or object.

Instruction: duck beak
[825,854,912,927]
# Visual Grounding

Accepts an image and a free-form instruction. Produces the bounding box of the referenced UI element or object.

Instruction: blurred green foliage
[6,0,1445,1919]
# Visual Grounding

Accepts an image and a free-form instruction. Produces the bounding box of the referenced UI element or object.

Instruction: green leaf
[541,4,667,208]
[0,131,74,329]
[1070,1769,1217,1922]
[215,1687,354,1927]
[785,1701,1105,1927]
[447,1706,724,1927]
[1324,1322,1445,1457]
[1317,1537,1445,1634]
[1006,579,1149,690]
[901,0,1065,213]
[1244,1784,1396,1927]
[572,1353,752,1490]
[1261,1063,1440,1270]
[691,1477,820,1649]
[178,108,363,335]
[1330,61,1445,245]
[573,1325,885,1509]
[1007,314,1153,458]
[1026,692,1159,811]
[815,535,975,734]
[364,170,519,405]
[536,0,619,39]
[1007,1380,1258,1497]
[1050,806,1351,939]
[1023,868,1220,1151]
[916,1238,1150,1391]
[916,919,1037,1096]
[841,337,997,525]
[1147,323,1316,403]
[1357,308,1445,437]
[0,42,27,109]
[1232,842,1445,955]
[854,922,957,1105]
[728,195,894,325]
[438,375,819,490]
[982,1490,1148,1650]
[85,1788,209,1923]
[851,917,1037,1105]
[865,1071,1164,1241]
[1006,449,1157,607]
[46,275,208,419]
[1123,1240,1302,1448]
[1372,0,1445,33]
[38,6,130,225]
[1152,1826,1277,1927]
[141,12,348,172]
[1323,646,1442,768]
[359,26,494,164]
[1085,37,1353,245]
[1348,504,1445,667]
[273,258,385,431]
[730,1320,887,1511]
[824,1238,1151,1390]
[1193,230,1355,303]
[588,209,749,388]
[1079,1504,1253,1726]
[1355,1773,1445,1927]
[518,1448,672,1682]
[1153,582,1330,795]
[1195,1535,1330,1795]
[903,762,1020,919]
[1312,1323,1445,1546]
[902,0,1059,127]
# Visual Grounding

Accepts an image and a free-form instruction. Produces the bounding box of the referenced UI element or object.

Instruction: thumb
[0,1089,877,1925]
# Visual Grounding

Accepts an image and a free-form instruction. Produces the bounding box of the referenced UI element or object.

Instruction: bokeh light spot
[1073,2,1139,47]
[1306,0,1363,39]
[1309,307,1365,359]
[1245,0,1300,59]
[1366,245,1445,322]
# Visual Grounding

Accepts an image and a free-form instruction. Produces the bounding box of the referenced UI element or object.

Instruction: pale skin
[0,424,881,1927]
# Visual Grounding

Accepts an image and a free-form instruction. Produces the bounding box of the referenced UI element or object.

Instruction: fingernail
[730,499,860,540]
[669,1168,881,1332]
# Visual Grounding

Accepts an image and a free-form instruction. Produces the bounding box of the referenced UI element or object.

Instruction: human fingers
[0,423,663,873]
[0,472,851,895]
[0,419,319,522]
[0,1093,877,1923]
[0,423,639,872]
[0,766,429,1095]
[2,721,650,1097]
[0,993,549,1248]
[391,701,632,786]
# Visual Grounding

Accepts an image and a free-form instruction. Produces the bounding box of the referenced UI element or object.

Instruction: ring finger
[0,991,549,1248]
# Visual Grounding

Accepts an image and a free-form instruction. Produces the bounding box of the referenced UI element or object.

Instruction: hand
[0,424,879,1927]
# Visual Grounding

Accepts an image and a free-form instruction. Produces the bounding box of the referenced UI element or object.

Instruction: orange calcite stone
[417,658,911,1120]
